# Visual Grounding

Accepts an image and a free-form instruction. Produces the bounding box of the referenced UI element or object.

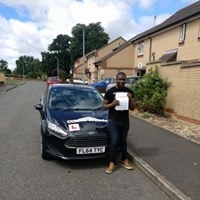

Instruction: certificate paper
[115,92,129,110]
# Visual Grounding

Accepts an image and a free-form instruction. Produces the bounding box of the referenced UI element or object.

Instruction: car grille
[65,135,108,148]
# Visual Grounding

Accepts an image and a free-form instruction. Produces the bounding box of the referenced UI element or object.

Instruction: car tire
[41,136,51,160]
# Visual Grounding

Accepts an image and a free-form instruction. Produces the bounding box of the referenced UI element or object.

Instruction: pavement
[128,116,200,200]
[0,84,18,94]
[1,84,200,200]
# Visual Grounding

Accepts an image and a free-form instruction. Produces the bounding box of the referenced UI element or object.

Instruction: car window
[126,77,140,84]
[48,87,103,110]
[104,80,110,84]
[126,78,134,84]
[48,77,58,81]
[110,78,116,83]
[103,78,111,83]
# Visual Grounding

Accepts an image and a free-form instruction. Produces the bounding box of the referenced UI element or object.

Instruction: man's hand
[127,92,133,100]
[102,99,119,110]
[112,99,120,106]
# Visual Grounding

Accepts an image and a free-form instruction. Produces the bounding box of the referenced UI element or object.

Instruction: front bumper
[44,132,109,160]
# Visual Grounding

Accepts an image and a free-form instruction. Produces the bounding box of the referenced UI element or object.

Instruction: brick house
[130,1,200,124]
[73,37,126,83]
[73,1,200,124]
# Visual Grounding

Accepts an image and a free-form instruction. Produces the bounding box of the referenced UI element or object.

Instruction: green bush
[131,67,169,115]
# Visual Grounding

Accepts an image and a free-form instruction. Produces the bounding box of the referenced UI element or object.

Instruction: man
[102,72,135,174]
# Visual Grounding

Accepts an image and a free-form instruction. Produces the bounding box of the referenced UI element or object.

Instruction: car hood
[47,109,108,132]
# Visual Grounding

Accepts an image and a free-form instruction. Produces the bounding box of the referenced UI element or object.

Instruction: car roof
[49,83,95,90]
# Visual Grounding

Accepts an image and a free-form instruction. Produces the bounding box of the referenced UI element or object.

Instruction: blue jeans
[107,120,129,163]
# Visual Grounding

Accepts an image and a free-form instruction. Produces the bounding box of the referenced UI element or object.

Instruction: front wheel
[41,136,51,160]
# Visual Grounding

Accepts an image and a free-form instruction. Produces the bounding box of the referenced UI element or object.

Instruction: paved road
[0,81,170,200]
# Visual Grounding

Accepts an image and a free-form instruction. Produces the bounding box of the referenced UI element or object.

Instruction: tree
[41,34,72,80]
[48,34,72,74]
[70,22,110,61]
[40,23,110,79]
[0,59,12,74]
[13,56,43,78]
[41,52,57,76]
[14,56,33,76]
[27,58,43,78]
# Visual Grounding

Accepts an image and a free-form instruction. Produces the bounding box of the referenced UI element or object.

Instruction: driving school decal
[67,117,108,132]
[67,117,108,124]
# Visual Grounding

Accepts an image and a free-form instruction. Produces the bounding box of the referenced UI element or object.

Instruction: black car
[34,84,108,160]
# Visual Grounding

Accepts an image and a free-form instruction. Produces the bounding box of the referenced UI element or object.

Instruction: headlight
[47,120,68,138]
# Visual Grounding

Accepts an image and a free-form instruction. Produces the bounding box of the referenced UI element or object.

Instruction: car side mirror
[34,104,43,111]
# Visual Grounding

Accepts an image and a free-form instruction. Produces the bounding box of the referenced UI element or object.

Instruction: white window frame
[179,24,186,42]
[137,42,144,56]
[137,62,143,69]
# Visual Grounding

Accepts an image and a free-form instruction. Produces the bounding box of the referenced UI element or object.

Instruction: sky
[0,0,198,71]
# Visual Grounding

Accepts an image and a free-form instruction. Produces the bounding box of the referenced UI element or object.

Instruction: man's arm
[127,92,135,111]
[102,99,119,110]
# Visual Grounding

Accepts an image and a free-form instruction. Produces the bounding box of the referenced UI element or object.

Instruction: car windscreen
[48,87,103,110]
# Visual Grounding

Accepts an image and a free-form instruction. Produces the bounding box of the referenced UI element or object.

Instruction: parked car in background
[106,76,141,91]
[66,78,85,84]
[34,84,109,160]
[73,79,85,84]
[89,77,114,93]
[46,76,62,87]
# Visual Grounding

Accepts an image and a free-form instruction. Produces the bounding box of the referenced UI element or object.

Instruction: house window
[179,24,186,43]
[137,42,144,56]
[137,62,143,69]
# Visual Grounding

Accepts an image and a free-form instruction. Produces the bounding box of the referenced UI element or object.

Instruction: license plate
[76,146,106,154]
